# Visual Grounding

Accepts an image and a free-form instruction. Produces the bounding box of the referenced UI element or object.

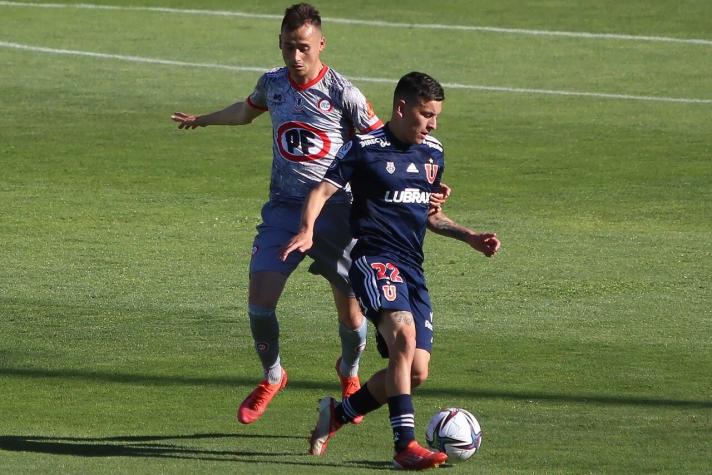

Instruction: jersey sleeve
[323,139,358,189]
[342,85,383,134]
[246,73,269,111]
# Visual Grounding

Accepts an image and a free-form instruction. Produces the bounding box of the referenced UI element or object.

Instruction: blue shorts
[250,200,355,296]
[349,255,433,356]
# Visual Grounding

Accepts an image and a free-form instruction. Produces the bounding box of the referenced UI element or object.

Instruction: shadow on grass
[0,433,391,470]
[3,366,711,409]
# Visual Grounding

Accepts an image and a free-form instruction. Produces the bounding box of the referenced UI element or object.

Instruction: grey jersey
[248,66,383,204]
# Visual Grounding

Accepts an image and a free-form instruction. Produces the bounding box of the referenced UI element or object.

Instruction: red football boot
[236,369,288,424]
[335,357,363,424]
[392,440,448,470]
[308,396,343,456]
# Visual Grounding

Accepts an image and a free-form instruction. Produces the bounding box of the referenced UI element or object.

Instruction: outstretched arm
[427,209,500,257]
[171,100,265,129]
[280,181,340,260]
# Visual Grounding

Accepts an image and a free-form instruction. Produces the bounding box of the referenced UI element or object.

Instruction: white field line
[1,0,711,47]
[2,41,710,105]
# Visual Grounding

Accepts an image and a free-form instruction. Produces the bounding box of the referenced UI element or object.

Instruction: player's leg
[377,310,416,395]
[309,310,409,457]
[376,310,417,451]
[335,256,417,421]
[313,309,417,451]
[410,349,430,389]
[248,271,288,384]
[331,286,367,403]
[308,204,367,400]
[238,202,303,424]
[346,346,429,403]
[237,271,291,425]
[408,283,434,390]
[378,313,444,469]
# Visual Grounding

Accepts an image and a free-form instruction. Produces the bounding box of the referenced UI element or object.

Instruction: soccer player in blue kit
[282,72,500,470]
[171,4,449,425]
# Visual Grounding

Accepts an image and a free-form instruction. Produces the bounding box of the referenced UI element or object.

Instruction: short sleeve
[323,139,358,189]
[342,85,383,134]
[247,73,269,111]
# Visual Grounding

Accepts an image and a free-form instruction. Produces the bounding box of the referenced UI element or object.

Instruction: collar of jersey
[288,65,329,91]
[383,122,414,151]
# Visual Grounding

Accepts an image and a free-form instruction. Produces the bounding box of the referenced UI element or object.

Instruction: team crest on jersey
[317,98,333,113]
[294,96,304,112]
[424,158,439,184]
[386,162,396,174]
[277,121,331,162]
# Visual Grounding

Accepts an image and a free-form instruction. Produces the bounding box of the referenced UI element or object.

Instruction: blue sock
[336,383,382,422]
[388,394,415,452]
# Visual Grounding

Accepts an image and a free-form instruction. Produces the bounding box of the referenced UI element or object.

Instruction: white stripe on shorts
[355,256,380,310]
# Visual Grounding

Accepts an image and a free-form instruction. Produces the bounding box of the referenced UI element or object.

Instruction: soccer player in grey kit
[282,72,500,470]
[172,4,449,424]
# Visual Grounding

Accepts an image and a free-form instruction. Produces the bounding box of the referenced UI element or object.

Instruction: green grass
[1,1,711,473]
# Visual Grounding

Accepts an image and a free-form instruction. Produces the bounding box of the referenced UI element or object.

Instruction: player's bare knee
[411,366,429,388]
[338,310,363,329]
[411,350,430,387]
[391,331,416,357]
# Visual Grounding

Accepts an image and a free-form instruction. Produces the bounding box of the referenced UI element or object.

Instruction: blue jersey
[323,124,445,269]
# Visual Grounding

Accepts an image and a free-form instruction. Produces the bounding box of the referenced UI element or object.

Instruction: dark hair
[393,72,445,106]
[281,3,322,32]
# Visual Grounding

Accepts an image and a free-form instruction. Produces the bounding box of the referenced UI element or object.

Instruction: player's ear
[394,99,407,118]
[278,34,283,49]
[319,35,326,51]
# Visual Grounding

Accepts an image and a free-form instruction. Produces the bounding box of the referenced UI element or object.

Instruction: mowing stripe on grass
[2,41,710,105]
[1,0,711,47]
[3,41,711,105]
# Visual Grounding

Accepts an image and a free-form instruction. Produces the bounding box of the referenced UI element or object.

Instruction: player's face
[398,99,442,144]
[279,23,325,84]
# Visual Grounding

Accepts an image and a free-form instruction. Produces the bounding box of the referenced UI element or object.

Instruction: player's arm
[427,209,500,257]
[280,181,340,260]
[171,100,265,129]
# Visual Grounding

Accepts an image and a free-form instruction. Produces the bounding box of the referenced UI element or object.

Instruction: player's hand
[428,183,452,215]
[171,112,205,129]
[280,231,314,261]
[467,232,500,257]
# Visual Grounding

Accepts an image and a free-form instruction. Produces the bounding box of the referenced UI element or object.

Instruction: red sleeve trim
[360,120,384,134]
[247,96,268,111]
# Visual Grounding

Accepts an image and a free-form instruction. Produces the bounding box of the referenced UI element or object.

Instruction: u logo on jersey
[424,160,439,184]
[382,284,397,302]
[277,121,332,162]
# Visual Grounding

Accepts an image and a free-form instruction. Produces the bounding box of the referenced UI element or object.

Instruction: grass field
[1,1,711,473]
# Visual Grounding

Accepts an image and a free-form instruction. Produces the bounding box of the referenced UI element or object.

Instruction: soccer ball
[425,408,482,462]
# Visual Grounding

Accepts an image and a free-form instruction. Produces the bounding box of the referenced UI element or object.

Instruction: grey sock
[338,318,367,377]
[249,304,282,384]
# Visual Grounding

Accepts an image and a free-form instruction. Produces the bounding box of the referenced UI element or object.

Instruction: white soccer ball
[425,407,482,462]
